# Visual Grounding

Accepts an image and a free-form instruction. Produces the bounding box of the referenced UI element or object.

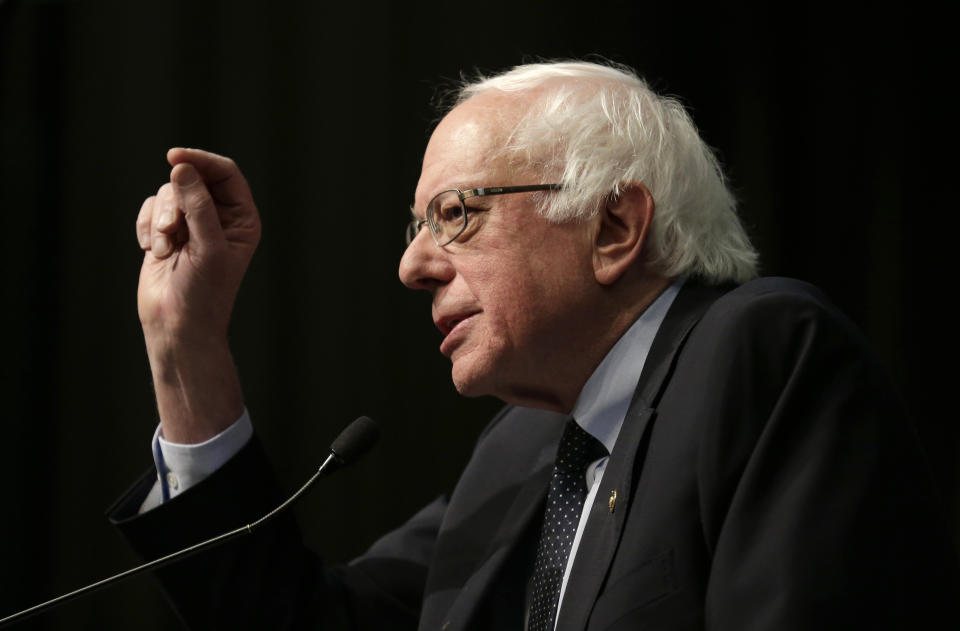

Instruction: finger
[153,183,185,235]
[152,232,173,259]
[167,147,253,208]
[170,162,223,249]
[137,196,155,250]
[150,183,183,259]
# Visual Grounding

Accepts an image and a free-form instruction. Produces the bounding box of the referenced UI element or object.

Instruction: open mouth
[438,311,480,356]
[436,310,481,336]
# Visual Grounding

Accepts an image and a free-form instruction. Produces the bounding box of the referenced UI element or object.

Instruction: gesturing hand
[135,148,261,443]
[137,148,260,342]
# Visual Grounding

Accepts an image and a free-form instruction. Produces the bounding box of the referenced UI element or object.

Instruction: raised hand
[136,148,261,443]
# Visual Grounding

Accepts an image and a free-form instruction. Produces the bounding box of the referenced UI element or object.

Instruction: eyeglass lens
[428,190,467,245]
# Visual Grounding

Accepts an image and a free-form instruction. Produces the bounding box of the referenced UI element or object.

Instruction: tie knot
[554,419,608,475]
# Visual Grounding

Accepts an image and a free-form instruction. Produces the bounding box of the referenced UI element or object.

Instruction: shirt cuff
[139,409,253,513]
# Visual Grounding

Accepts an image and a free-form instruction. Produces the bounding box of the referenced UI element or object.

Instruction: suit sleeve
[108,436,444,630]
[689,283,959,630]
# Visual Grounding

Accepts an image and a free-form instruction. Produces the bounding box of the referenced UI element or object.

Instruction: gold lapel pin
[608,490,617,513]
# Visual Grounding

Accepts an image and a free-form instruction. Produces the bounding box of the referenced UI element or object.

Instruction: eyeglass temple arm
[462,184,563,200]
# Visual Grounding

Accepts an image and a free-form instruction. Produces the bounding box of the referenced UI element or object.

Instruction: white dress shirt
[141,281,682,624]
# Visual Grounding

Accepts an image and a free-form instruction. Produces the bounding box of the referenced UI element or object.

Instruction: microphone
[0,416,380,628]
[330,415,380,468]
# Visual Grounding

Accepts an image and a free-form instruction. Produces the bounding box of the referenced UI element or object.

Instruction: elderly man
[112,61,958,630]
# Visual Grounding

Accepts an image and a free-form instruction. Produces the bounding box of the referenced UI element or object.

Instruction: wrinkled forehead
[414,94,526,210]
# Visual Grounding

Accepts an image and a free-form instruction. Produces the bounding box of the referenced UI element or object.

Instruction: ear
[592,182,655,286]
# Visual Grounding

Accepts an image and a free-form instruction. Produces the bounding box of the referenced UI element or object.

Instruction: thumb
[171,162,223,249]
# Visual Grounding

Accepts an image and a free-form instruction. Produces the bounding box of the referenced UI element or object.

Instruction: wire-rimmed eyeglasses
[405,184,563,247]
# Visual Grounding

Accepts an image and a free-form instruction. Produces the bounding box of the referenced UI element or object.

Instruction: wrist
[146,336,245,444]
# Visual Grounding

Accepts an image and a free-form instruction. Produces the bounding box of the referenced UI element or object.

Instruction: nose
[399,229,456,291]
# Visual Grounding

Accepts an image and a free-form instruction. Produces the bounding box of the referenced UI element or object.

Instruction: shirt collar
[571,280,683,453]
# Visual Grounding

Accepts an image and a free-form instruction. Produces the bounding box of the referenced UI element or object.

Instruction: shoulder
[663,276,898,464]
[687,276,872,367]
[702,276,848,331]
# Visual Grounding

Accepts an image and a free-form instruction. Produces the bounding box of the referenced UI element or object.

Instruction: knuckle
[186,188,216,213]
[151,197,180,232]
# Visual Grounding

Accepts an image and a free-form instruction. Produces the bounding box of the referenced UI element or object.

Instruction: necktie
[528,419,608,631]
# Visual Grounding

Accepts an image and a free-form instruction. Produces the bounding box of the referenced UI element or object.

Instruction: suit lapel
[556,281,732,630]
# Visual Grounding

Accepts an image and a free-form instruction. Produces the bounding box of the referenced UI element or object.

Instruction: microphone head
[330,416,380,466]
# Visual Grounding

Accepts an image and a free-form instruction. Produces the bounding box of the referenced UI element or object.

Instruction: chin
[449,352,500,399]
[450,368,491,399]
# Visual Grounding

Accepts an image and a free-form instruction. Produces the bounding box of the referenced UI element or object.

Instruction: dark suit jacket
[110,278,960,630]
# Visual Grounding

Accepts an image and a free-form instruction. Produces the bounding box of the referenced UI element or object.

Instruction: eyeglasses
[405,184,563,247]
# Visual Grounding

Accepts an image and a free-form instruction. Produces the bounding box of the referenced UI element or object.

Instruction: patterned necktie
[528,419,608,631]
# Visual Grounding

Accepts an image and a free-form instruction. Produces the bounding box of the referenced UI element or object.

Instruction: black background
[1,0,956,628]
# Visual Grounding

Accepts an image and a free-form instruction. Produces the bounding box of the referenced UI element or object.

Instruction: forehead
[415,94,522,209]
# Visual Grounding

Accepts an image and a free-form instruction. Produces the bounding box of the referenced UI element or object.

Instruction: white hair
[455,60,759,284]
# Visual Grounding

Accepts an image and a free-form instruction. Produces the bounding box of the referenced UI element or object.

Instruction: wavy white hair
[455,61,758,284]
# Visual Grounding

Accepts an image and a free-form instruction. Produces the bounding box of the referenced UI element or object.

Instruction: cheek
[470,264,538,336]
[456,228,590,349]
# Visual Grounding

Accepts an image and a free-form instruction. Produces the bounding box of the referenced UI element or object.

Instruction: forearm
[146,334,244,444]
[111,438,325,628]
[135,148,260,445]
